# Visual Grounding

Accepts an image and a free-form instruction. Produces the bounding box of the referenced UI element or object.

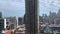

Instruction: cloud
[0,0,25,17]
[40,0,60,16]
[0,0,25,11]
[52,0,60,7]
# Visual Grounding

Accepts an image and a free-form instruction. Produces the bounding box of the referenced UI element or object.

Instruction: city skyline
[40,0,60,16]
[0,0,60,17]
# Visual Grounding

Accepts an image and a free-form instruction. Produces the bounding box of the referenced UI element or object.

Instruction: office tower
[0,12,2,18]
[25,0,38,34]
[6,17,18,30]
[0,18,5,31]
[49,11,57,24]
[57,9,60,17]
[18,17,22,25]
[23,14,26,24]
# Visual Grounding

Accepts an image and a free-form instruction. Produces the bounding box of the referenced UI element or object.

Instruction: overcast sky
[40,0,60,16]
[0,0,60,17]
[0,0,25,17]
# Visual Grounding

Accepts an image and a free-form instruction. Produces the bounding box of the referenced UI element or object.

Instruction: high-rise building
[25,0,38,34]
[23,14,26,24]
[5,17,18,30]
[39,16,43,22]
[49,11,57,24]
[0,18,5,31]
[57,9,60,17]
[0,12,2,18]
[18,17,22,25]
[15,24,26,34]
[42,14,49,24]
[54,17,60,24]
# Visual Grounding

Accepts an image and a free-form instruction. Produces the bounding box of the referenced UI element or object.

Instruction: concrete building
[49,11,57,24]
[23,14,26,24]
[42,14,49,24]
[18,17,22,25]
[5,16,18,30]
[49,24,60,34]
[57,9,60,17]
[15,24,26,34]
[4,18,7,29]
[39,16,43,22]
[48,17,60,34]
[25,0,38,34]
[54,17,60,25]
[0,12,2,18]
[0,18,6,31]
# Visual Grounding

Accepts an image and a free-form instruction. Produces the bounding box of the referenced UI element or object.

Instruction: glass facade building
[25,0,38,34]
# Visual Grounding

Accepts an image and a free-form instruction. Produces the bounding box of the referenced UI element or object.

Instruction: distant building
[42,14,49,24]
[0,12,2,18]
[54,17,60,25]
[23,14,26,24]
[5,17,18,30]
[49,11,57,24]
[39,16,43,25]
[57,9,60,17]
[18,17,22,25]
[15,24,26,34]
[53,9,60,24]
[0,18,6,31]
[39,16,43,22]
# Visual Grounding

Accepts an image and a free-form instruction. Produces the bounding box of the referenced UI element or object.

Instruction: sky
[40,0,60,16]
[0,0,25,17]
[0,0,60,17]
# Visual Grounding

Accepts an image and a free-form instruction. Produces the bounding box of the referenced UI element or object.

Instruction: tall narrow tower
[25,0,38,34]
[0,12,2,18]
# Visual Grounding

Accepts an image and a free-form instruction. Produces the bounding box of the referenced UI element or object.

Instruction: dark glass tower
[0,18,4,31]
[0,12,2,18]
[25,0,38,34]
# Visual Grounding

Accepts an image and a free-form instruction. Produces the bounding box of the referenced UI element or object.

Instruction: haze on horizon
[40,0,60,16]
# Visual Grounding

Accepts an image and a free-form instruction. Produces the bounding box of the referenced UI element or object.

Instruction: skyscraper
[25,0,38,34]
[0,12,2,18]
[6,17,18,30]
[49,11,57,24]
[0,18,5,31]
[18,17,22,25]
